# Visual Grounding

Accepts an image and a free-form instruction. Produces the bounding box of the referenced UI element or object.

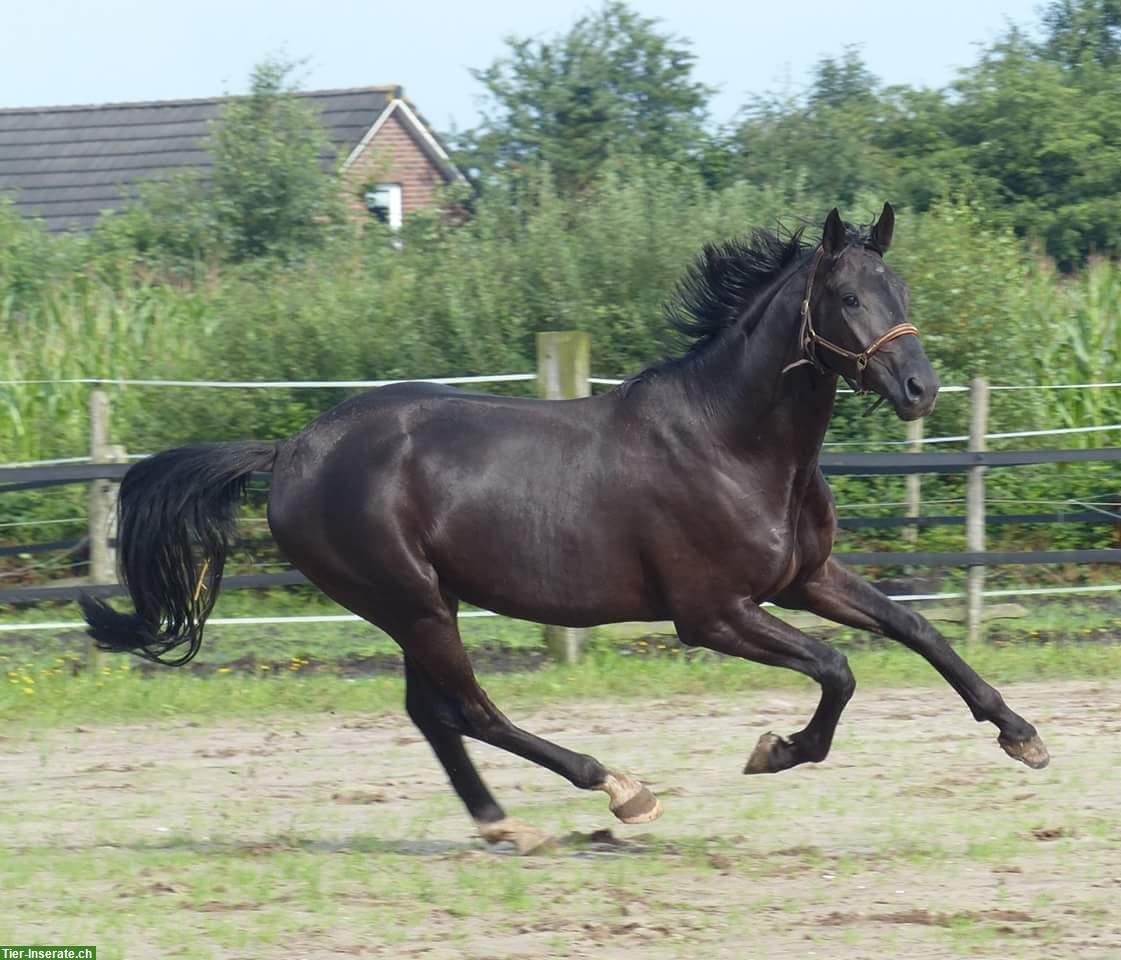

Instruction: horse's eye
[843,294,860,308]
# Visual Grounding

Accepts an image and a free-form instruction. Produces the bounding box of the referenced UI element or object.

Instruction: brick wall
[340,109,447,221]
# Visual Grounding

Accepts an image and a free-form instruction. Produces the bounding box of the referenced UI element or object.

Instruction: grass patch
[0,588,546,669]
[3,638,1121,729]
[1,592,1116,673]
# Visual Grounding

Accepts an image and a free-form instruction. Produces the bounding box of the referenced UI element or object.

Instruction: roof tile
[0,85,457,232]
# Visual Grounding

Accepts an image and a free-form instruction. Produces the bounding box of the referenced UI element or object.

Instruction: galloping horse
[81,204,1049,852]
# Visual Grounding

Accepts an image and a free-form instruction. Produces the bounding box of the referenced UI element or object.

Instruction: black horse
[81,204,1049,853]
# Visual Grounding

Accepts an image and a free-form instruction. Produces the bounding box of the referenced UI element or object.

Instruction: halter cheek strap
[781,245,920,393]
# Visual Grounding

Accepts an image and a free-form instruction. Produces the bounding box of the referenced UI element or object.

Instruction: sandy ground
[3,679,1120,959]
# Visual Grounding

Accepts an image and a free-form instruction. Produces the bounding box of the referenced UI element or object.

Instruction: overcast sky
[3,0,1045,131]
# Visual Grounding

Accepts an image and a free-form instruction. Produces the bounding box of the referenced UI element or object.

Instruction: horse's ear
[822,208,846,256]
[872,202,895,252]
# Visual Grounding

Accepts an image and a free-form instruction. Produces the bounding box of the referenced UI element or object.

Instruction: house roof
[0,85,461,232]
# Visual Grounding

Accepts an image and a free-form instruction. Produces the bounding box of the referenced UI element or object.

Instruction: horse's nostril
[905,376,925,402]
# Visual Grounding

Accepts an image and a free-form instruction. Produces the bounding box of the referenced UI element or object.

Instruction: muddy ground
[3,679,1120,958]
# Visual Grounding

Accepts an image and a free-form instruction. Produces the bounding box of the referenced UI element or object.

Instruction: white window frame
[365,183,403,230]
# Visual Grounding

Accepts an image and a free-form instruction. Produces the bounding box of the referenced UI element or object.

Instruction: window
[365,184,403,229]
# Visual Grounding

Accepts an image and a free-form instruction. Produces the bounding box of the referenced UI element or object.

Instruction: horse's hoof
[613,786,662,824]
[999,733,1050,770]
[744,732,792,774]
[600,772,663,824]
[476,818,555,855]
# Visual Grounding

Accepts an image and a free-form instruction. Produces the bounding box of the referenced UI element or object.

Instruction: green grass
[1,589,1117,733]
[825,595,1121,648]
[0,588,547,667]
[1,590,1116,670]
[3,659,1117,958]
[3,637,1121,729]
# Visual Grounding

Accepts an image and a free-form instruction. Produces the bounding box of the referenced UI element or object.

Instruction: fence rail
[1,448,1117,606]
[3,583,1120,636]
[2,346,1120,659]
[6,446,1121,491]
[3,505,1111,559]
[5,548,1121,608]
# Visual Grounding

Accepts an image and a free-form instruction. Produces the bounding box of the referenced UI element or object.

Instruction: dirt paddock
[3,679,1120,958]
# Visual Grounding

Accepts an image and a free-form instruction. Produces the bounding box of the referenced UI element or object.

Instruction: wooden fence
[1,332,1119,660]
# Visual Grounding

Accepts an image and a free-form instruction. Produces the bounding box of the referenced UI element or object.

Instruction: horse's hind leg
[391,605,661,830]
[275,522,661,839]
[404,658,550,854]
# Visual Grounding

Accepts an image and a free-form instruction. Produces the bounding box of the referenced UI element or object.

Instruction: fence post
[966,377,990,643]
[88,390,127,586]
[536,331,590,665]
[903,418,924,545]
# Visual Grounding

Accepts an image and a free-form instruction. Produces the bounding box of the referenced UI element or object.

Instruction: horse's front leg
[775,557,1049,769]
[675,598,856,774]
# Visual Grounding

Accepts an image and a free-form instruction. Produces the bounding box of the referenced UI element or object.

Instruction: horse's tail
[78,441,279,666]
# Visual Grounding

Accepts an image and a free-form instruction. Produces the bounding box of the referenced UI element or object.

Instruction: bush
[1,163,1116,562]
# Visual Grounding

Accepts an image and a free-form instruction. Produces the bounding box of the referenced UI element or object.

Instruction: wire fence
[0,583,1117,635]
[823,423,1121,447]
[0,374,540,389]
[7,420,1119,470]
[2,374,1118,392]
[4,374,1120,470]
[0,372,1118,632]
[589,377,1121,393]
[1,446,1117,604]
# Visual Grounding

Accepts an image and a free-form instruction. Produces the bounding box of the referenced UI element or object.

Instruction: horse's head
[801,203,939,420]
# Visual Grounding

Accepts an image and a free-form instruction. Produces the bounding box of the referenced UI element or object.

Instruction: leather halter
[782,245,920,393]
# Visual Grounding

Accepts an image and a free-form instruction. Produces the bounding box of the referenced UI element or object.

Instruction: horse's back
[284,380,611,475]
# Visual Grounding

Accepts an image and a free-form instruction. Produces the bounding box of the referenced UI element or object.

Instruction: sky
[2,0,1045,132]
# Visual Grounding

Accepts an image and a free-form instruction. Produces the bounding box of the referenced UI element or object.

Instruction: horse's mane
[665,227,810,353]
[625,219,877,386]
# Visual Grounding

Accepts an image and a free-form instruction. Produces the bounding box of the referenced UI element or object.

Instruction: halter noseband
[782,245,920,393]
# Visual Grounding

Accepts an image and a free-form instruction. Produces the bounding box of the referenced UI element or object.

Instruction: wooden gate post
[966,378,990,643]
[89,390,127,586]
[903,417,924,546]
[536,332,591,664]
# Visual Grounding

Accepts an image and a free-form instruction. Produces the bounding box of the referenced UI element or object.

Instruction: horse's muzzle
[892,368,939,420]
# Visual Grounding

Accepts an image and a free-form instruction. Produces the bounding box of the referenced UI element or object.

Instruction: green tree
[1041,0,1121,68]
[808,46,880,110]
[87,59,344,269]
[727,48,894,208]
[0,200,80,309]
[91,171,219,272]
[461,2,712,191]
[724,12,1121,266]
[946,29,1121,267]
[208,59,343,261]
[872,86,974,212]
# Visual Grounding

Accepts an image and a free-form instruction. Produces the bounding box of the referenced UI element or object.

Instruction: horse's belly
[431,526,662,627]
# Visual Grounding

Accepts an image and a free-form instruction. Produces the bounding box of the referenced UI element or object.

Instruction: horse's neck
[678,264,838,462]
